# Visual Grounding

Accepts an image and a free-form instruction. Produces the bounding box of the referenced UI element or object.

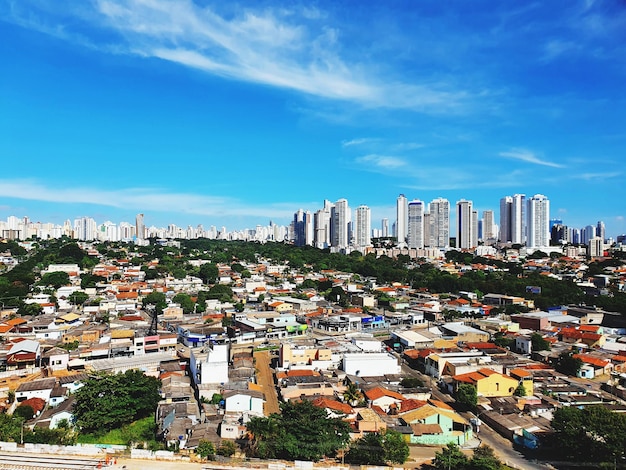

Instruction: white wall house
[343,352,400,376]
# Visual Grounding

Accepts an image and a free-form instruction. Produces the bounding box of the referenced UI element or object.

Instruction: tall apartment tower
[135,213,145,240]
[499,196,512,243]
[354,205,371,250]
[407,200,425,249]
[293,209,308,247]
[396,194,408,247]
[314,200,333,248]
[596,221,606,242]
[456,199,474,249]
[381,218,389,238]
[511,194,526,244]
[428,197,450,249]
[527,194,550,248]
[330,198,350,250]
[482,210,496,241]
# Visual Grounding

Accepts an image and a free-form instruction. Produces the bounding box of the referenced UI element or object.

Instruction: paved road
[253,350,280,415]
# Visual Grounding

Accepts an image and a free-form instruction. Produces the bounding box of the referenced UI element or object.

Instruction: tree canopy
[345,429,409,465]
[245,400,351,461]
[73,370,161,434]
[550,405,626,463]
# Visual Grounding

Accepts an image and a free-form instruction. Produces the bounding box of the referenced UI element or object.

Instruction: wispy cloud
[3,0,473,112]
[572,171,621,181]
[498,148,564,168]
[0,179,297,220]
[341,138,380,148]
[356,154,407,170]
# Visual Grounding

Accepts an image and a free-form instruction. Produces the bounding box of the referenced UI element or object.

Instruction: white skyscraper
[314,200,333,248]
[396,194,408,247]
[499,196,512,243]
[381,218,389,238]
[526,194,550,248]
[354,205,371,250]
[511,194,526,245]
[456,199,474,249]
[482,210,496,241]
[428,197,450,249]
[331,198,350,250]
[407,200,425,249]
[135,213,145,241]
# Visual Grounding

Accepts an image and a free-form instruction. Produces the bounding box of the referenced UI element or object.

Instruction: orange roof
[19,397,46,414]
[509,368,532,378]
[453,368,499,385]
[364,386,405,401]
[311,397,353,415]
[0,325,13,334]
[578,325,601,332]
[399,399,427,412]
[573,354,609,368]
[116,292,138,300]
[611,355,626,363]
[275,369,319,379]
[427,399,454,410]
[466,342,500,350]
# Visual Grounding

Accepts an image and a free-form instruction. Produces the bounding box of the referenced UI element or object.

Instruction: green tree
[207,284,234,303]
[343,382,363,406]
[18,302,43,316]
[456,383,478,411]
[246,400,350,461]
[551,405,626,463]
[399,377,423,388]
[381,429,409,464]
[345,432,385,465]
[0,413,22,442]
[514,383,527,397]
[196,440,215,460]
[73,370,161,434]
[142,291,168,314]
[468,445,502,470]
[172,293,195,314]
[14,404,35,421]
[198,263,219,284]
[433,443,469,470]
[39,271,70,288]
[216,440,238,457]
[530,333,550,351]
[555,350,583,377]
[68,291,89,306]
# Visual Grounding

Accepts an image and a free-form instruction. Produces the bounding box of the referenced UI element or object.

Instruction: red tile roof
[311,397,353,415]
[573,354,609,368]
[365,386,405,401]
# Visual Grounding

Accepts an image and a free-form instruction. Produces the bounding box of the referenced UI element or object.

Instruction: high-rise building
[596,221,606,242]
[330,198,350,250]
[354,205,371,250]
[293,209,307,247]
[456,199,474,249]
[396,194,408,247]
[407,200,425,249]
[482,210,496,241]
[527,194,550,248]
[428,197,450,249]
[381,218,389,238]
[499,196,512,243]
[511,194,526,244]
[314,200,333,248]
[135,213,145,240]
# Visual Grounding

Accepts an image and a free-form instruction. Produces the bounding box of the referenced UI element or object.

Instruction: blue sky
[1,0,625,238]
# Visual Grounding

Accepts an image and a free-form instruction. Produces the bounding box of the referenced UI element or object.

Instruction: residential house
[364,386,405,413]
[452,368,519,398]
[400,403,472,446]
[16,377,57,403]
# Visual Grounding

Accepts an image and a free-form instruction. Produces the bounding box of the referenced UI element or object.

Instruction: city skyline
[1,1,625,237]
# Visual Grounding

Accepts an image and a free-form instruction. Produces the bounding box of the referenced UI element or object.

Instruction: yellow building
[509,368,534,396]
[453,368,519,398]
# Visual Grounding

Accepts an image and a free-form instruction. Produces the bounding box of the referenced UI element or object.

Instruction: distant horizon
[2,2,624,238]
[3,192,624,242]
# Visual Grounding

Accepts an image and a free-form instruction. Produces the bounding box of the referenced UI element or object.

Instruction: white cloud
[356,154,407,169]
[0,180,296,219]
[4,0,473,112]
[572,171,621,181]
[341,138,379,148]
[498,148,564,168]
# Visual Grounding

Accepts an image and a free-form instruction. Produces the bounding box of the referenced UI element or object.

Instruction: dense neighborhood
[0,235,625,469]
